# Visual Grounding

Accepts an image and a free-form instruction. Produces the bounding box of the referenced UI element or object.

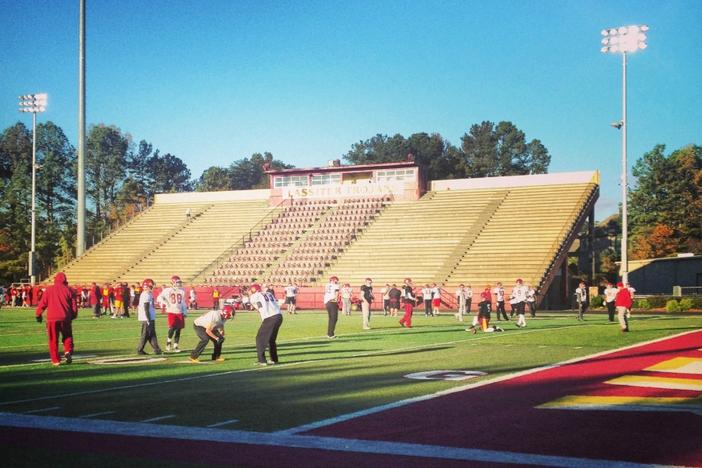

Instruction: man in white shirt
[421,284,432,317]
[189,305,233,363]
[603,281,618,322]
[324,276,341,338]
[526,285,537,318]
[158,275,188,352]
[284,282,298,314]
[575,281,589,321]
[455,284,468,322]
[250,283,283,365]
[136,279,163,355]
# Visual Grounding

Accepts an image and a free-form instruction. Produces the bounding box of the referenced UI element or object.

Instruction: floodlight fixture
[599,24,649,284]
[601,24,648,54]
[17,92,48,286]
[18,93,48,113]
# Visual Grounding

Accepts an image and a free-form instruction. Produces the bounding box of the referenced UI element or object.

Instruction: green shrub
[647,296,668,308]
[691,296,702,309]
[634,298,651,310]
[678,298,693,312]
[590,295,604,308]
[666,299,681,313]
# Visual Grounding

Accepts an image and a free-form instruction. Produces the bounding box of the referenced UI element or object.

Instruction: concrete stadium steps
[446,183,597,288]
[323,190,505,285]
[60,202,213,284]
[117,199,271,285]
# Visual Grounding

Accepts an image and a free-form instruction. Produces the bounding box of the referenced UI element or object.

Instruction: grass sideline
[0,306,699,433]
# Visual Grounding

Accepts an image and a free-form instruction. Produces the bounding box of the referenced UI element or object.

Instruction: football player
[158,275,188,352]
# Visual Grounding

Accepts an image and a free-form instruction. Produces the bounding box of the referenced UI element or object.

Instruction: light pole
[18,93,48,286]
[600,24,648,284]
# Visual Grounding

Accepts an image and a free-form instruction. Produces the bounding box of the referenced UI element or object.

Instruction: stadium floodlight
[18,93,48,286]
[600,24,648,284]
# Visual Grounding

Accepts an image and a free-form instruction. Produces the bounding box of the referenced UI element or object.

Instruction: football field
[0,307,700,466]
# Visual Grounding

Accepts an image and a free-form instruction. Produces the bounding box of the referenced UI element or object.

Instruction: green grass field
[0,306,699,433]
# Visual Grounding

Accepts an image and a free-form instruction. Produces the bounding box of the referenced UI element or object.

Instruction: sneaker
[154,350,163,355]
[166,341,171,352]
[173,344,181,353]
[51,361,61,367]
[189,357,200,363]
[266,360,278,365]
[214,357,225,362]
[64,353,72,364]
[363,326,371,330]
[327,335,337,339]
[254,361,268,366]
[137,350,148,355]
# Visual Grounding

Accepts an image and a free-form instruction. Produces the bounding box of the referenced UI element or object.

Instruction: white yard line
[207,419,239,428]
[0,412,661,468]
[79,411,116,418]
[139,414,175,423]
[24,406,60,414]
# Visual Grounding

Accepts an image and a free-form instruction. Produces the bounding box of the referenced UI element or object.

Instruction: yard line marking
[140,415,175,423]
[24,406,60,414]
[0,321,667,407]
[277,328,701,436]
[207,419,239,428]
[0,412,658,468]
[79,411,116,419]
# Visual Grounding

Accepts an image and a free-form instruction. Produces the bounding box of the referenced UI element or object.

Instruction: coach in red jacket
[35,272,77,366]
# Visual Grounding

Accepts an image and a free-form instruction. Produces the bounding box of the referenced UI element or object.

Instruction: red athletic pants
[400,304,413,328]
[46,320,74,364]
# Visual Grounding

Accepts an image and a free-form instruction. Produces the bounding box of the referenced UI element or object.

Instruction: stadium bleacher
[58,170,598,307]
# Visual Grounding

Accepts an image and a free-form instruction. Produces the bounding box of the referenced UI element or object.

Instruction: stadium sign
[282,182,395,200]
[404,370,487,381]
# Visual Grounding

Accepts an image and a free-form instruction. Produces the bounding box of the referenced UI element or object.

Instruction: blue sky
[2,0,700,220]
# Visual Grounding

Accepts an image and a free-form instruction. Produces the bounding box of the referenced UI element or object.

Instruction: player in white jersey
[493,282,508,321]
[455,284,468,322]
[158,275,188,352]
[512,279,529,328]
[324,276,341,338]
[250,283,283,365]
[603,281,618,322]
[284,282,298,314]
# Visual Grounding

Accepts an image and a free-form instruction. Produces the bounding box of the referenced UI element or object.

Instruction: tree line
[1,117,698,285]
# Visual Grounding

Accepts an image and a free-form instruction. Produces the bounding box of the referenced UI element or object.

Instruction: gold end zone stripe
[644,357,702,375]
[538,395,702,415]
[606,375,702,391]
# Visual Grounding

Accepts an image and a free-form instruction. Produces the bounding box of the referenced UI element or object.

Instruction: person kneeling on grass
[467,285,503,334]
[190,305,234,363]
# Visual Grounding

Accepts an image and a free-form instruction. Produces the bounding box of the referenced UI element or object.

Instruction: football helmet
[329,276,339,283]
[249,283,262,293]
[142,278,155,289]
[221,305,234,320]
[171,275,182,287]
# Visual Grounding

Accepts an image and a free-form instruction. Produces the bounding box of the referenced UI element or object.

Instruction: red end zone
[306,330,702,466]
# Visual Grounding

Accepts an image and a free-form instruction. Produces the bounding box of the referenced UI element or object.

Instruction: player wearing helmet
[136,278,163,355]
[323,276,341,338]
[158,275,188,352]
[189,305,233,363]
[249,283,283,365]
